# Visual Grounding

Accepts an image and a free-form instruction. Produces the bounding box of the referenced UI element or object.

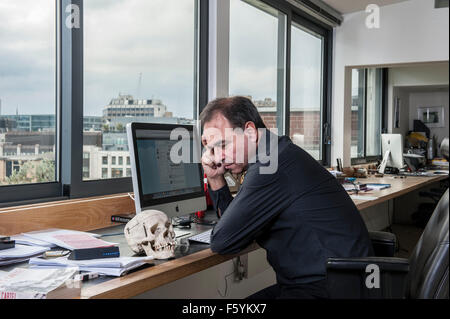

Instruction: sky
[0,0,323,118]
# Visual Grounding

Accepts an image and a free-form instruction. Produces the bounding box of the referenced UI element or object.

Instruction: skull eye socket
[150,224,158,234]
[165,221,171,228]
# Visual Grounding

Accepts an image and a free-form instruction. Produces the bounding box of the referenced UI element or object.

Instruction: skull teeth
[153,242,176,251]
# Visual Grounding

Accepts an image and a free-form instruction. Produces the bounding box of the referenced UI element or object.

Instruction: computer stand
[378,150,391,174]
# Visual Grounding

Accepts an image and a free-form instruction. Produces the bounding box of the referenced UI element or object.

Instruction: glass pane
[0,0,56,186]
[229,0,286,135]
[366,68,383,156]
[351,69,365,158]
[83,1,197,180]
[289,22,324,160]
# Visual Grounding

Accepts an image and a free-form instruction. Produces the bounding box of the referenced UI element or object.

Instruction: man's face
[202,113,257,174]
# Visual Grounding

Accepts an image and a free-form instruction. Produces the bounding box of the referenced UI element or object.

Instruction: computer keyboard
[188,229,212,244]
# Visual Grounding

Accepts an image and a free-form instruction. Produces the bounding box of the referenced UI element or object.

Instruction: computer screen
[136,132,202,199]
[127,123,206,217]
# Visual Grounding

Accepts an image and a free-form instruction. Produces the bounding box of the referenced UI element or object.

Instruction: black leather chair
[326,189,449,299]
[326,137,449,299]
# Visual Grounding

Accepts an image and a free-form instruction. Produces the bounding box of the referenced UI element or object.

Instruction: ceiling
[321,0,411,14]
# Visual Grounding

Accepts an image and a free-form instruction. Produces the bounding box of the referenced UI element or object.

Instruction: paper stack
[0,267,80,299]
[0,245,50,266]
[20,229,116,250]
[10,234,57,248]
[29,256,154,277]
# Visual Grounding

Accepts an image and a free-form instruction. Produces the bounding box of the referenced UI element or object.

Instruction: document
[0,244,49,266]
[10,234,57,248]
[0,267,79,299]
[350,195,379,201]
[22,229,117,250]
[366,183,391,190]
[29,256,154,277]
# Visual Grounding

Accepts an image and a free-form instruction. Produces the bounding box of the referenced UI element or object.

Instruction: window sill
[0,193,135,236]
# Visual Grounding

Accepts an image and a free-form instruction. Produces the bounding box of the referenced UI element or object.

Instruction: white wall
[332,0,449,166]
[389,64,449,136]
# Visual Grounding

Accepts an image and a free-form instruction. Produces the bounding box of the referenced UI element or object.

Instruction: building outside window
[82,0,198,181]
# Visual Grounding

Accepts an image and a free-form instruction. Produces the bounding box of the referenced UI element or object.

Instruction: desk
[0,174,447,299]
[351,173,448,210]
[80,173,447,299]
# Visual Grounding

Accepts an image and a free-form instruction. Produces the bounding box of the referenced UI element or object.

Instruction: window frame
[67,0,209,198]
[0,0,63,206]
[351,68,388,165]
[225,0,333,166]
[289,12,332,166]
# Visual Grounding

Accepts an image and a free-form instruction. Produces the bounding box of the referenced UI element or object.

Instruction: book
[0,267,80,299]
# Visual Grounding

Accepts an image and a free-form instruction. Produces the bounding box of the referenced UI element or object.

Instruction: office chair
[326,138,449,299]
[326,188,448,299]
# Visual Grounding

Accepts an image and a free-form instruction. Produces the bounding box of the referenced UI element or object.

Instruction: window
[0,0,332,205]
[290,21,325,161]
[111,168,123,178]
[229,0,286,135]
[228,1,331,165]
[351,68,385,162]
[82,0,199,182]
[351,69,365,159]
[0,0,57,188]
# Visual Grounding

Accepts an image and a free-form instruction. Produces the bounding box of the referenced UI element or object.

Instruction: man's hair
[200,96,267,129]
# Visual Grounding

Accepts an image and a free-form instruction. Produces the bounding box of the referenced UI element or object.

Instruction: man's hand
[202,149,226,191]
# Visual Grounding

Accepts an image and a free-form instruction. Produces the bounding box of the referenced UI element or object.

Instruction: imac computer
[126,122,206,217]
[379,134,404,174]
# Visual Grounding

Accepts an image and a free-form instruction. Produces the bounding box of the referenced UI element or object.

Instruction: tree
[2,159,55,185]
[102,124,110,132]
[116,123,124,132]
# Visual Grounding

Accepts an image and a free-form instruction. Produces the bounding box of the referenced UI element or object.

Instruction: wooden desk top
[351,173,448,210]
[81,173,448,299]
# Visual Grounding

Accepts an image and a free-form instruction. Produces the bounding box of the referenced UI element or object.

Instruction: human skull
[124,210,176,259]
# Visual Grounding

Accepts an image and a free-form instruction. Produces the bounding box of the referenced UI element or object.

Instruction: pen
[44,250,71,258]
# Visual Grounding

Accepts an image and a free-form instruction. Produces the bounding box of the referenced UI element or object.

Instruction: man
[201,96,373,299]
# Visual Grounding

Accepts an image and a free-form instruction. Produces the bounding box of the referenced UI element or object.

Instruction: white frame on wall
[417,106,445,128]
